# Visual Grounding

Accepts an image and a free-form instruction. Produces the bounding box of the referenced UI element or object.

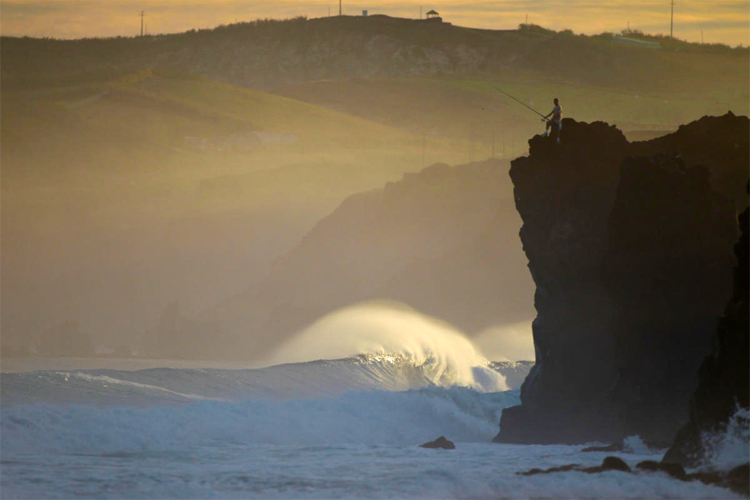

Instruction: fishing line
[488,83,548,121]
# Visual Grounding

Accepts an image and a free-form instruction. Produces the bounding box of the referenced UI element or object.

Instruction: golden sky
[2,0,748,46]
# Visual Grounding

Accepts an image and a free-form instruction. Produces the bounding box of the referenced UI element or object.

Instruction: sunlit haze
[3,0,749,45]
[2,0,748,495]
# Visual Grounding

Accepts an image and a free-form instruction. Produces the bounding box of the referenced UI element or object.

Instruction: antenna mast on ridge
[670,0,675,39]
[339,0,342,16]
[140,10,145,37]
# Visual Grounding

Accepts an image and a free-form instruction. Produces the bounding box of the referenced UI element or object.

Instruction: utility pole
[140,11,144,37]
[339,0,342,16]
[701,30,704,44]
[670,0,674,40]
[469,124,477,162]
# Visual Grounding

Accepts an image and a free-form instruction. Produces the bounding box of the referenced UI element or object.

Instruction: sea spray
[701,406,750,471]
[472,322,535,362]
[262,301,508,392]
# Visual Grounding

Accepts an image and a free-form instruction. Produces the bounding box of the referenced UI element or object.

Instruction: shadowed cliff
[663,192,749,465]
[496,114,748,445]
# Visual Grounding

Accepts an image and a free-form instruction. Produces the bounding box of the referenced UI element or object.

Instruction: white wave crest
[263,301,508,392]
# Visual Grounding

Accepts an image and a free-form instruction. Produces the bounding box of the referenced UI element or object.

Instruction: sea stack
[496,114,748,445]
[663,192,749,465]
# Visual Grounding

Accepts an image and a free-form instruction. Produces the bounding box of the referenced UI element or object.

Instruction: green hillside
[3,69,470,224]
[274,71,748,166]
[3,16,747,96]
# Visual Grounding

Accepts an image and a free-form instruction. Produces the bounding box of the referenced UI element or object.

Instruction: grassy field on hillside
[3,69,478,224]
[276,70,749,160]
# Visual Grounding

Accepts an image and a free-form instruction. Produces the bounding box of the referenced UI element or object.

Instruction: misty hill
[148,158,534,360]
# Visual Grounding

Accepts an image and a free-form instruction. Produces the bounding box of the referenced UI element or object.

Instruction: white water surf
[1,303,746,499]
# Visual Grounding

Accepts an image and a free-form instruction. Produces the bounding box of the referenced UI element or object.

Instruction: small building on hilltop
[425,10,442,22]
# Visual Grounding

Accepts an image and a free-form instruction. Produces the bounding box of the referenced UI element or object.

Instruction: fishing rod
[488,83,548,121]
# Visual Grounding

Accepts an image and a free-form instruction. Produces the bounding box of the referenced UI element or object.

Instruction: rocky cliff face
[663,196,749,465]
[604,158,736,444]
[496,114,747,445]
[631,113,750,211]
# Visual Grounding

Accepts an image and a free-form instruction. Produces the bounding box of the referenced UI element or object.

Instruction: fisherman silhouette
[542,98,562,143]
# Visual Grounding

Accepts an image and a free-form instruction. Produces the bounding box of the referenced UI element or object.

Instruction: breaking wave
[1,302,532,457]
[1,386,520,455]
[263,301,509,392]
[1,351,520,408]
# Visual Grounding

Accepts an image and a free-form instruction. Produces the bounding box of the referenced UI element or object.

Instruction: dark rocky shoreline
[518,456,749,496]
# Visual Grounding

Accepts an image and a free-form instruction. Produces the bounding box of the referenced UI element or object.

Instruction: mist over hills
[2,15,748,359]
[184,158,532,360]
[150,113,748,362]
[1,70,434,354]
[3,15,749,500]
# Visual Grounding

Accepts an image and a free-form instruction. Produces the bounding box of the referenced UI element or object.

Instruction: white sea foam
[701,406,750,471]
[1,355,743,499]
[1,387,518,454]
[70,372,222,401]
[263,301,508,392]
[2,417,739,499]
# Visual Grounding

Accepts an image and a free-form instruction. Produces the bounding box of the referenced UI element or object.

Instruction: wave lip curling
[264,301,509,392]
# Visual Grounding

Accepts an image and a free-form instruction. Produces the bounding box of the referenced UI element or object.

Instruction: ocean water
[1,354,746,500]
[2,305,747,499]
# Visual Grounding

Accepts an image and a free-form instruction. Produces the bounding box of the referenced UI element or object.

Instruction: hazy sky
[2,0,748,46]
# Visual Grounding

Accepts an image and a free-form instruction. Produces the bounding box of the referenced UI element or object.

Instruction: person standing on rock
[542,98,562,142]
